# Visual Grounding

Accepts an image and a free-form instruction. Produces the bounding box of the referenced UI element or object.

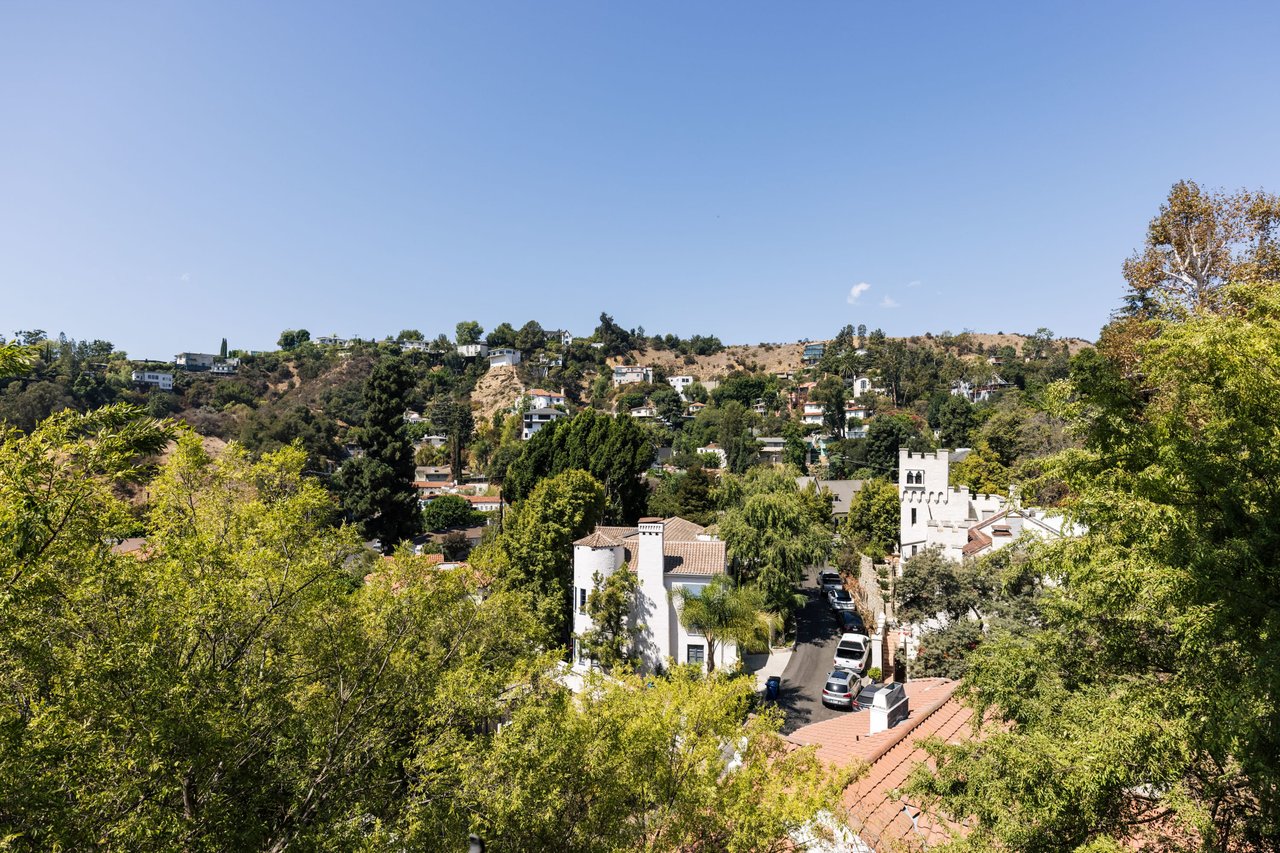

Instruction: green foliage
[479,469,606,644]
[909,280,1280,848]
[843,478,899,557]
[949,442,1010,496]
[422,493,483,531]
[670,576,775,671]
[430,397,474,483]
[504,408,653,524]
[647,466,717,526]
[720,470,831,614]
[335,355,419,552]
[449,668,853,852]
[935,393,976,448]
[810,374,847,438]
[455,320,484,345]
[579,565,640,671]
[865,413,928,478]
[277,328,310,350]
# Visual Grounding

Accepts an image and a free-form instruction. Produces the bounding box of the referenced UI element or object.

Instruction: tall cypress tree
[336,355,420,553]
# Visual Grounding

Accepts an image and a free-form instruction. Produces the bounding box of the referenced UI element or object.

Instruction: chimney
[869,682,909,734]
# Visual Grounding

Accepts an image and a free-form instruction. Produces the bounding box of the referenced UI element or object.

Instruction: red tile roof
[662,540,727,576]
[787,678,974,851]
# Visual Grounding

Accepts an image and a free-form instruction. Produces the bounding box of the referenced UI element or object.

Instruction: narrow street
[777,566,847,734]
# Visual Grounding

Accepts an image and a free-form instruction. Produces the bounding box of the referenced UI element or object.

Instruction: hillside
[614,332,1092,381]
[471,364,525,420]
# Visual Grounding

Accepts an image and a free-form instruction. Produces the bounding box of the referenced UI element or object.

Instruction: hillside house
[629,405,657,419]
[697,443,728,469]
[686,401,707,416]
[795,477,863,521]
[612,365,653,386]
[572,517,733,673]
[527,388,566,409]
[667,375,695,399]
[399,339,432,352]
[522,407,566,440]
[457,343,489,359]
[131,370,174,391]
[487,348,522,367]
[174,352,216,370]
[950,376,1013,403]
[802,342,826,363]
[899,449,1007,560]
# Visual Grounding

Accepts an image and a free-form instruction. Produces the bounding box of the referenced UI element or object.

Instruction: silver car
[821,669,857,709]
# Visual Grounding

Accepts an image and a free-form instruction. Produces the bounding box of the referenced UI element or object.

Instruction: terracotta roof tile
[787,678,975,851]
[662,540,726,576]
[574,530,623,548]
[662,516,706,542]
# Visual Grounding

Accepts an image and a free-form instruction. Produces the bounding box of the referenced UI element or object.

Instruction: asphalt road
[777,566,848,734]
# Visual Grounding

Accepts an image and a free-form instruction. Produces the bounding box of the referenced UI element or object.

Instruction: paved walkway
[743,645,794,691]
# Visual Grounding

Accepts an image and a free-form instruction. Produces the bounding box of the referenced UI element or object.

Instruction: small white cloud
[880,295,900,308]
[907,280,921,288]
[180,273,191,282]
[847,282,871,304]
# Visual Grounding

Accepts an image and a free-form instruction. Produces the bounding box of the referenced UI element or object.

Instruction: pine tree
[337,355,420,552]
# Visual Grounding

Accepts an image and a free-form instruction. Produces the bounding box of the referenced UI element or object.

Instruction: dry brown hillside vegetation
[614,332,1092,381]
[471,365,526,420]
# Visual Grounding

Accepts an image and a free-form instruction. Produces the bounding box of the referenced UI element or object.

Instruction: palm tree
[670,576,777,673]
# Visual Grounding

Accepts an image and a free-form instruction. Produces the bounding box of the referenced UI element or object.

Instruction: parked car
[829,589,857,611]
[818,570,842,595]
[833,632,871,673]
[821,669,858,709]
[833,608,867,635]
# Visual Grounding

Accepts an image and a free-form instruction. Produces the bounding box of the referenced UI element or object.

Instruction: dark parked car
[833,608,867,635]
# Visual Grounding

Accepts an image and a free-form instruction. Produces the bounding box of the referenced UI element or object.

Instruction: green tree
[907,282,1280,848]
[430,397,475,483]
[503,408,654,524]
[396,328,424,341]
[578,565,640,671]
[455,320,484,345]
[219,337,228,358]
[717,400,759,475]
[277,328,310,350]
[935,394,976,448]
[720,474,831,614]
[811,375,847,438]
[422,493,483,531]
[647,466,716,526]
[651,384,685,425]
[670,576,774,673]
[479,469,606,644]
[844,478,899,558]
[865,413,925,479]
[514,320,546,353]
[451,667,853,851]
[335,354,420,552]
[486,322,517,348]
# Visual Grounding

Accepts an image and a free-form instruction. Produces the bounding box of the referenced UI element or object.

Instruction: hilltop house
[457,343,489,359]
[131,370,174,391]
[174,352,216,370]
[487,348,522,368]
[572,517,732,673]
[667,375,695,399]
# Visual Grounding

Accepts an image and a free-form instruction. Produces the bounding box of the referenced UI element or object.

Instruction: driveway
[777,566,848,734]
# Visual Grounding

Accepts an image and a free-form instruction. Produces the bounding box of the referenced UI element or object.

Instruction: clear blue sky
[3,1,1278,358]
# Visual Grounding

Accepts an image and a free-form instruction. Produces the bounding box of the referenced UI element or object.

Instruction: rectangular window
[687,644,705,665]
[911,508,917,525]
[578,588,587,613]
[912,544,919,556]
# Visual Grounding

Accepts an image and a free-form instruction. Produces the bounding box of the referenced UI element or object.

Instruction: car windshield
[833,590,851,602]
[825,679,848,693]
[820,573,840,585]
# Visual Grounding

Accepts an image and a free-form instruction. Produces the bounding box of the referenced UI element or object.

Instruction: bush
[866,666,882,682]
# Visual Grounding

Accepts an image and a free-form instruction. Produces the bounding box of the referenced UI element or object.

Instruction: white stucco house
[898,448,1079,562]
[522,406,566,440]
[667,375,695,399]
[572,517,734,673]
[527,388,566,410]
[131,370,174,391]
[612,365,653,386]
[488,348,522,368]
[457,343,490,359]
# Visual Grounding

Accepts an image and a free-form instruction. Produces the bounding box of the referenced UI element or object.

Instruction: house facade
[174,352,216,370]
[898,448,1007,560]
[488,348,522,367]
[131,370,174,391]
[527,388,566,409]
[612,365,653,386]
[457,343,489,359]
[522,406,566,440]
[572,517,733,673]
[667,375,695,399]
